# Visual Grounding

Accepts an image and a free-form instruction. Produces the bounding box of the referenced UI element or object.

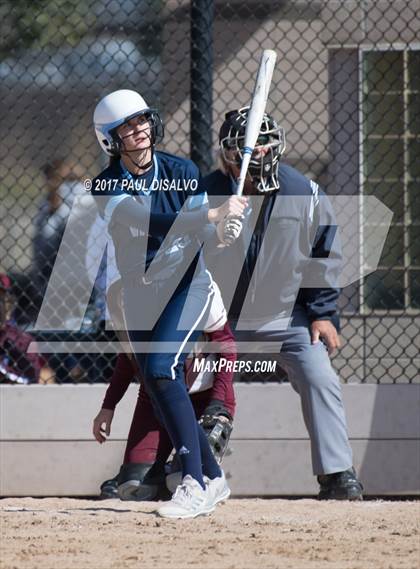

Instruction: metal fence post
[190,0,214,175]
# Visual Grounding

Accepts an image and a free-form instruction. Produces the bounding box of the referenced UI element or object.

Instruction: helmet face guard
[219,107,286,192]
[109,109,164,157]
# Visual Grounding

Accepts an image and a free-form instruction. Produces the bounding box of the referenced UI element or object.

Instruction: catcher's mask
[219,107,286,193]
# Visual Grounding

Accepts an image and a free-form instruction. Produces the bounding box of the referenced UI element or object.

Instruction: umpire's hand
[93,408,114,443]
[311,320,341,355]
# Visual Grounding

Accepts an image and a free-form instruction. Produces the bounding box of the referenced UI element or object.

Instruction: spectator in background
[13,158,93,325]
[32,158,88,300]
[11,158,103,384]
[0,273,55,384]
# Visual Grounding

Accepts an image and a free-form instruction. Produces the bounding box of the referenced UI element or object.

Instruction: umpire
[203,107,363,500]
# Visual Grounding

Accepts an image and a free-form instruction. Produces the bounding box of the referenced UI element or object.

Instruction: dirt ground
[0,497,419,569]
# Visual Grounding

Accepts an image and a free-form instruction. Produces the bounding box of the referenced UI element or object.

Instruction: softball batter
[91,89,247,518]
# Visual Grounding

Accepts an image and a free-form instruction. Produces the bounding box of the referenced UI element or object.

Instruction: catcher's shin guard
[199,401,233,464]
[117,463,165,501]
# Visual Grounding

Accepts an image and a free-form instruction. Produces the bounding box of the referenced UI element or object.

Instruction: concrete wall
[1,383,419,496]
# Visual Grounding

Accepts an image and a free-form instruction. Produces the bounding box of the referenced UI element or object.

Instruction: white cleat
[157,475,215,519]
[205,470,231,508]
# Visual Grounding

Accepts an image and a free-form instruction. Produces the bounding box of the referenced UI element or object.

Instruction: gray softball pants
[232,308,353,476]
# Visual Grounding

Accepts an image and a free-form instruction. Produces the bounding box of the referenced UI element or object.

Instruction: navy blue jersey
[92,151,213,280]
[202,164,341,326]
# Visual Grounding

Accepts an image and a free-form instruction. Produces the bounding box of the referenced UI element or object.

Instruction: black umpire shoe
[317,467,363,501]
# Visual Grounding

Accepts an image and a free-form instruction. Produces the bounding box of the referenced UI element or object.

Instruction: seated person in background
[93,281,236,500]
[0,273,55,384]
[33,159,87,296]
[13,158,93,325]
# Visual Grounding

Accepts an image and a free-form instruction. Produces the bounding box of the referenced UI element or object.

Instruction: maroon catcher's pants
[124,386,235,464]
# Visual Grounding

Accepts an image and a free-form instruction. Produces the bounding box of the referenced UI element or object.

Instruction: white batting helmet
[93,89,163,156]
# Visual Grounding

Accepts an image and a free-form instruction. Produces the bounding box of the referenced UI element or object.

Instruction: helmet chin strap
[123,150,154,172]
[120,131,154,172]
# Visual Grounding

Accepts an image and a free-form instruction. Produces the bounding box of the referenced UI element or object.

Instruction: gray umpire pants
[232,307,353,476]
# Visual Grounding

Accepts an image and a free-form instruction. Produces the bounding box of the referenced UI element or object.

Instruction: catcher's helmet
[93,89,164,157]
[219,107,286,192]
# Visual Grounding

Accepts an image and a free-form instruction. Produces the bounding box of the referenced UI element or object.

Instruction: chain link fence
[0,0,419,385]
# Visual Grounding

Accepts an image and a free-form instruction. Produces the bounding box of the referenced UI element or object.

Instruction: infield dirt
[0,497,419,569]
